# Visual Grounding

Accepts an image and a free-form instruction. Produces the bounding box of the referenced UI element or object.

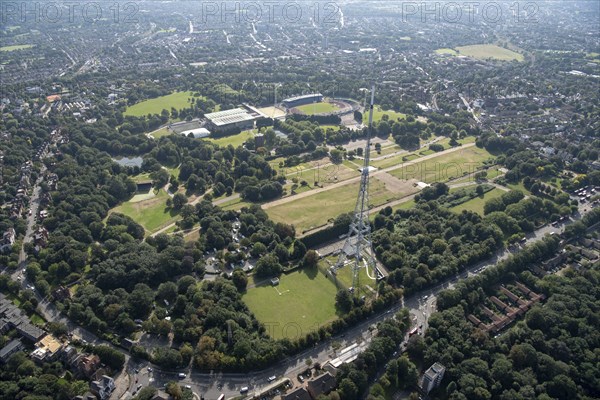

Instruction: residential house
[306,372,336,399]
[1,228,16,253]
[90,375,116,400]
[282,387,311,400]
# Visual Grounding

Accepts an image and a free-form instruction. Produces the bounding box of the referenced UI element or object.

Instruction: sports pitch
[243,269,339,339]
[455,44,524,61]
[296,102,340,115]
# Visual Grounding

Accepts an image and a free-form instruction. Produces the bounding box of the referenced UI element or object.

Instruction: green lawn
[131,172,152,183]
[218,196,251,211]
[124,91,203,117]
[243,269,339,339]
[388,146,494,183]
[206,130,255,147]
[372,151,423,169]
[329,261,377,296]
[506,181,531,195]
[0,44,34,51]
[371,106,406,122]
[320,124,341,131]
[450,188,504,215]
[150,127,172,139]
[111,189,180,234]
[296,102,340,115]
[393,199,416,211]
[376,144,403,157]
[266,178,403,233]
[455,44,524,61]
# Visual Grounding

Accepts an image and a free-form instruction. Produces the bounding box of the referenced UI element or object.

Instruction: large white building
[421,362,446,394]
[205,106,267,134]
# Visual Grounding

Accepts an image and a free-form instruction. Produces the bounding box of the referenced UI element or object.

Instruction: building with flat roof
[421,362,446,394]
[282,93,323,109]
[0,339,24,363]
[205,108,256,134]
[32,334,63,363]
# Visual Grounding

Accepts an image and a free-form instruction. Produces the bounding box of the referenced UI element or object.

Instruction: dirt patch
[373,172,418,195]
[258,106,286,118]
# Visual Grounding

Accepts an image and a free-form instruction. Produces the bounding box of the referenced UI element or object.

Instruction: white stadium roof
[205,108,255,127]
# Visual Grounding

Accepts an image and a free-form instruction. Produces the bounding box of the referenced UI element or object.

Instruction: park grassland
[371,106,406,122]
[124,91,202,117]
[456,44,524,61]
[296,102,340,115]
[242,269,339,339]
[265,178,401,233]
[0,44,34,51]
[388,146,494,183]
[325,261,377,296]
[150,127,172,139]
[111,189,180,234]
[450,188,505,215]
[206,130,255,147]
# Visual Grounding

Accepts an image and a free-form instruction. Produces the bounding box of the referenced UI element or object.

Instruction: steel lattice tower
[332,85,378,294]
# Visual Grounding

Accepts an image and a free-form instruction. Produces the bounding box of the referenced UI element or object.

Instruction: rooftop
[0,338,23,359]
[205,108,255,127]
[282,93,323,103]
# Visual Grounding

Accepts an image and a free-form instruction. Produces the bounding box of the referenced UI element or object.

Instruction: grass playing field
[455,44,524,61]
[124,91,203,117]
[296,102,340,115]
[388,146,494,183]
[111,189,180,234]
[265,177,406,233]
[243,268,339,339]
[0,44,34,51]
[450,188,504,215]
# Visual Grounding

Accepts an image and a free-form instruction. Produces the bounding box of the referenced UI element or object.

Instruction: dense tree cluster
[423,264,600,400]
[0,351,89,400]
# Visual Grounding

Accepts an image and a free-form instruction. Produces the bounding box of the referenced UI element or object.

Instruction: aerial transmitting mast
[332,85,378,295]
